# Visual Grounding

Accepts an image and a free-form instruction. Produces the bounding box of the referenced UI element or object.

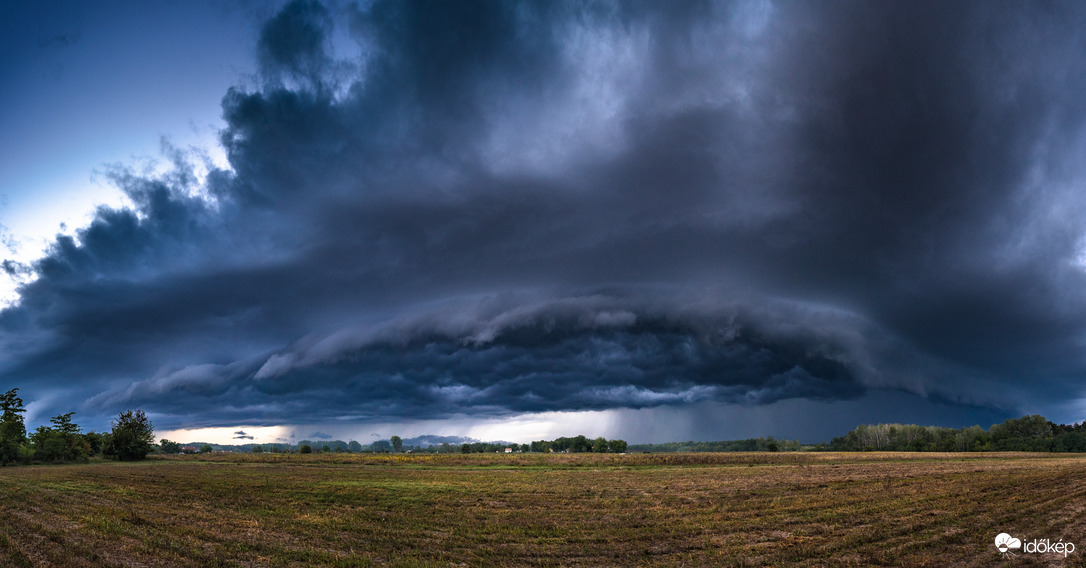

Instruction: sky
[3,0,1086,445]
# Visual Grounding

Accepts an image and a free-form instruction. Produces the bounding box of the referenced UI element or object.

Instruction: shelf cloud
[5,0,1086,437]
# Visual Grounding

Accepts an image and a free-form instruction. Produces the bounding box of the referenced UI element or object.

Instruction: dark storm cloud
[258,0,333,87]
[5,0,1086,431]
[84,294,878,425]
[782,2,1086,382]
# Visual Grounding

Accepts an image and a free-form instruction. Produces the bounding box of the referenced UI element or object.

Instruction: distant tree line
[628,437,801,453]
[587,416,1086,454]
[822,415,1086,452]
[525,435,628,454]
[243,439,397,454]
[0,388,155,466]
[459,441,526,454]
[232,436,629,455]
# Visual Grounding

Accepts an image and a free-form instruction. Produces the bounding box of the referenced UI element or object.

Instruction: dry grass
[1,452,1084,566]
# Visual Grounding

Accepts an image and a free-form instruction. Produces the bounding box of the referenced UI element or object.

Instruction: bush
[107,410,154,461]
[299,444,312,454]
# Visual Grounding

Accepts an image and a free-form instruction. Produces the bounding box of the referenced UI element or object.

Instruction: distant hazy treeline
[823,414,1086,452]
[183,435,630,455]
[625,415,1086,453]
[628,437,801,453]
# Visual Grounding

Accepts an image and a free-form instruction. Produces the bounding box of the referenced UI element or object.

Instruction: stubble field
[0,451,1084,567]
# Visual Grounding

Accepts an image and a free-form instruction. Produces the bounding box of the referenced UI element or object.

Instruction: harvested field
[1,452,1084,566]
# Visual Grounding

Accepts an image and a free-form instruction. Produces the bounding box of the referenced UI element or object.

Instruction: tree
[31,425,66,462]
[990,415,1053,440]
[593,437,609,453]
[0,388,28,465]
[51,412,79,436]
[84,431,106,456]
[608,439,627,453]
[159,439,181,454]
[461,443,471,454]
[107,410,154,461]
[1055,431,1086,452]
[252,445,264,453]
[348,440,362,452]
[371,440,391,452]
[390,435,403,453]
[31,412,89,463]
[299,444,312,454]
[199,444,213,454]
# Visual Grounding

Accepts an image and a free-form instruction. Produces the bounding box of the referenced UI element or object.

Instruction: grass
[1,452,1084,566]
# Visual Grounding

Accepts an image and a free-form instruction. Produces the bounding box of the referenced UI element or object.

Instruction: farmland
[1,452,1084,567]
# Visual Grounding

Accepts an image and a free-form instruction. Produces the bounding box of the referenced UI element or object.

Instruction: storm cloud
[5,0,1086,436]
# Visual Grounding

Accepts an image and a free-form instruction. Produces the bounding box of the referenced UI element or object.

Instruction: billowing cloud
[4,0,1086,437]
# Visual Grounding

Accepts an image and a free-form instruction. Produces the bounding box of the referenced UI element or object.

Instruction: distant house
[504,447,513,453]
[180,446,198,454]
